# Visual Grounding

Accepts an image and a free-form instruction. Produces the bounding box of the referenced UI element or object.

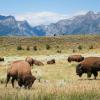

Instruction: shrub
[78,45,82,51]
[0,77,6,84]
[46,44,51,50]
[89,45,93,49]
[17,45,23,50]
[72,49,76,53]
[56,46,59,48]
[26,46,30,51]
[33,46,37,51]
[57,50,61,53]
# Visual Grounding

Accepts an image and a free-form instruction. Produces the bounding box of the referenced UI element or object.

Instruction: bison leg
[24,82,29,89]
[5,74,10,87]
[11,78,15,88]
[18,79,23,88]
[87,72,92,79]
[18,81,23,88]
[23,80,31,89]
[93,71,98,80]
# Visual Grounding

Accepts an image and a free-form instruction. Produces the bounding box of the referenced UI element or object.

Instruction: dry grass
[0,35,100,99]
[0,34,100,56]
[0,57,100,99]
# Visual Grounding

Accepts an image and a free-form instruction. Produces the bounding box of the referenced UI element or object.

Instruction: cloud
[15,11,87,26]
[15,12,68,26]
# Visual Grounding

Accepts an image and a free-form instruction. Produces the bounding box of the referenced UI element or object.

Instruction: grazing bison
[68,55,84,63]
[25,57,34,66]
[25,57,44,66]
[47,59,55,64]
[6,60,36,89]
[0,57,4,62]
[76,57,100,79]
[34,60,44,66]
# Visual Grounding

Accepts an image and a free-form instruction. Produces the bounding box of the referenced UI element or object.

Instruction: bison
[76,57,100,79]
[68,55,84,63]
[25,57,44,66]
[0,57,4,62]
[47,59,55,64]
[25,57,34,66]
[6,60,36,89]
[34,60,44,66]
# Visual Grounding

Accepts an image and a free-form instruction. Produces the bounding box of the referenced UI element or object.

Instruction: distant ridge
[0,15,36,36]
[0,11,100,36]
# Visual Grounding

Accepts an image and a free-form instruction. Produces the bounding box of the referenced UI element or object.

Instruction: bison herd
[68,55,100,80]
[0,54,100,89]
[4,57,56,89]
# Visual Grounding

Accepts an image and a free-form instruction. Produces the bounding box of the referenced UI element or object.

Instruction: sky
[0,0,99,26]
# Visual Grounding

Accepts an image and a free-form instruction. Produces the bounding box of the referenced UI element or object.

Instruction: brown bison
[34,60,44,66]
[25,57,34,66]
[6,60,36,89]
[68,55,84,63]
[0,57,4,61]
[47,59,55,64]
[76,57,100,79]
[25,57,44,66]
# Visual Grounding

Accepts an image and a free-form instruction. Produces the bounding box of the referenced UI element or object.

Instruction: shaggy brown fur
[25,57,44,66]
[18,75,36,89]
[68,55,84,63]
[47,59,55,64]
[6,60,36,88]
[34,60,44,66]
[76,57,100,79]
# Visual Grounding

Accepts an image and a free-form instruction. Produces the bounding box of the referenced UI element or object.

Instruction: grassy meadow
[0,34,100,100]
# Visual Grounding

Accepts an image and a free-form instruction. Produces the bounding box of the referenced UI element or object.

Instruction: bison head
[28,75,36,89]
[68,57,71,62]
[23,75,36,89]
[52,59,55,63]
[76,64,83,77]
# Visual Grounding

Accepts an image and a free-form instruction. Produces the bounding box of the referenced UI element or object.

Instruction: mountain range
[0,11,100,36]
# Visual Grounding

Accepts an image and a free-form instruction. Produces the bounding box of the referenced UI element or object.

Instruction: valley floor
[0,53,100,100]
[0,35,100,99]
